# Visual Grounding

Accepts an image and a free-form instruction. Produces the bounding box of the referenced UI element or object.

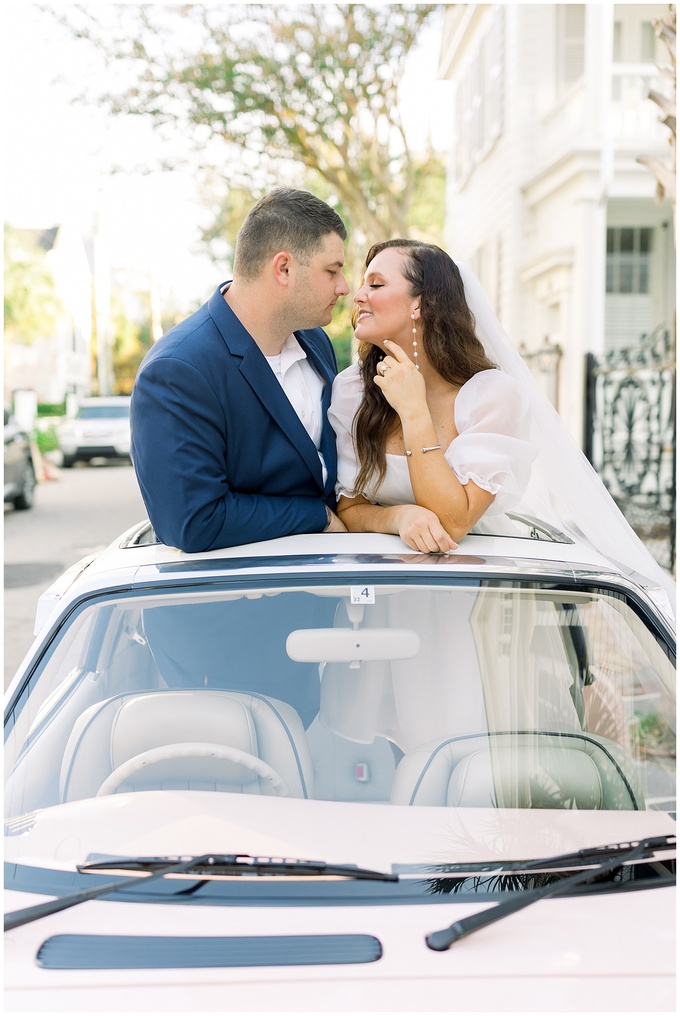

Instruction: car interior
[4,581,675,817]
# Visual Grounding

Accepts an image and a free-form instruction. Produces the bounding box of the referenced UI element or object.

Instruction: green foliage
[37,402,66,418]
[633,711,676,760]
[408,155,447,246]
[326,304,355,371]
[55,4,448,368]
[59,4,439,246]
[4,226,64,345]
[33,424,60,454]
[111,299,153,394]
[200,183,263,271]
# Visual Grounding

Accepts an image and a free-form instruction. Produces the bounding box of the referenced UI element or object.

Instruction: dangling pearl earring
[411,313,419,370]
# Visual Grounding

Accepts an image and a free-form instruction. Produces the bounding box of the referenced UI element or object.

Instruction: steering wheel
[96,742,291,797]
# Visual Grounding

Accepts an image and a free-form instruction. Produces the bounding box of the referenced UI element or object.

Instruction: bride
[329,239,536,552]
[329,239,675,617]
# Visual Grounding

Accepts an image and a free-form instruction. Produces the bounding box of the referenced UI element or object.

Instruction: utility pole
[92,205,114,395]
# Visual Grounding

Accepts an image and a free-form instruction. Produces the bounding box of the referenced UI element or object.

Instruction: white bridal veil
[457,263,676,624]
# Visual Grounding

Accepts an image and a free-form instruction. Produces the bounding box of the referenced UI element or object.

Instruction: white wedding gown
[329,363,537,521]
[326,263,675,621]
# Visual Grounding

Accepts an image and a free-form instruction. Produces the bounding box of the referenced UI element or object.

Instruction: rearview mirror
[286,628,420,664]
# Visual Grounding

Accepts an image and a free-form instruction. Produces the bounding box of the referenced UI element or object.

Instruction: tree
[58,3,440,248]
[4,226,64,346]
[110,295,151,396]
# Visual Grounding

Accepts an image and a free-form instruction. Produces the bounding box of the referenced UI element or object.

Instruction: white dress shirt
[265,333,328,484]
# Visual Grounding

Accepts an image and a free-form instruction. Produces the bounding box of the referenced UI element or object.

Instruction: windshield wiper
[473,836,677,874]
[5,854,216,932]
[5,853,397,932]
[426,834,675,952]
[78,853,398,882]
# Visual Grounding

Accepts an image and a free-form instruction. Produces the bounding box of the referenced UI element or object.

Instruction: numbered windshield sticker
[350,585,375,604]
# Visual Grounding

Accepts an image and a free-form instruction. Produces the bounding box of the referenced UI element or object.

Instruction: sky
[2,3,453,310]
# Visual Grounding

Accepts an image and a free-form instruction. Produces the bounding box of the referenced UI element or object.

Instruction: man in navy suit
[131,189,350,552]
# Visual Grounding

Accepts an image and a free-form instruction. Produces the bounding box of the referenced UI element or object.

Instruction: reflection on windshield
[5,581,675,818]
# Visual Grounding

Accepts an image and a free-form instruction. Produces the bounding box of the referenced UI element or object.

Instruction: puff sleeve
[448,369,536,515]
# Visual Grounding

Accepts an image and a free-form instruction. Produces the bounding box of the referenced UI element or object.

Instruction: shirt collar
[278,333,308,374]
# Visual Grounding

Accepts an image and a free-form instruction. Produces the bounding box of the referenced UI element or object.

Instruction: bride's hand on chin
[396,505,458,554]
[374,339,426,416]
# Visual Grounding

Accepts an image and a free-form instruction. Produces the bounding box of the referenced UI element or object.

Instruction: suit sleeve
[130,355,328,552]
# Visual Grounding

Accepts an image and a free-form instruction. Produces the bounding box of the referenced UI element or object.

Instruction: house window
[613,18,657,64]
[641,21,656,62]
[606,227,652,294]
[613,21,622,62]
[557,5,585,94]
[453,6,505,181]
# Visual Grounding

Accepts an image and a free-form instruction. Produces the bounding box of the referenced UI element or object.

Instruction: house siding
[439,2,675,445]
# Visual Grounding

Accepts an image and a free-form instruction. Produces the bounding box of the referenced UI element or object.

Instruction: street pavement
[4,459,147,688]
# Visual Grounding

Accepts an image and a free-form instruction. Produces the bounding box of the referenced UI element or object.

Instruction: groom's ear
[272,251,293,286]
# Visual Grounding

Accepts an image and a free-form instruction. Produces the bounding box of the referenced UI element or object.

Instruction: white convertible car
[4,518,676,1012]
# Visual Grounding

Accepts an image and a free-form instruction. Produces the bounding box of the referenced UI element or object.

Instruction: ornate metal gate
[584,325,676,574]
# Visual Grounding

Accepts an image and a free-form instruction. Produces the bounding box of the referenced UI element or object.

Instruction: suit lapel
[239,344,324,487]
[297,331,338,499]
[209,288,328,489]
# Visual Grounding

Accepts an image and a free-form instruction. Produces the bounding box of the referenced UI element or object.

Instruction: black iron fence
[584,325,676,574]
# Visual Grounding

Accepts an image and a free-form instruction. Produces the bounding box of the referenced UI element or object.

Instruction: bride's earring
[411,313,419,370]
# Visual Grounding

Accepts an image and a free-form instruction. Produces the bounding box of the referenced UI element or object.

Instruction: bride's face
[353,248,420,350]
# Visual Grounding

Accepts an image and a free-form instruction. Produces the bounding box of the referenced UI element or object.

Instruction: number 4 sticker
[350,585,375,604]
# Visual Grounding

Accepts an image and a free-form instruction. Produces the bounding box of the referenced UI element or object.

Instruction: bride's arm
[329,362,459,552]
[336,494,457,554]
[377,341,494,541]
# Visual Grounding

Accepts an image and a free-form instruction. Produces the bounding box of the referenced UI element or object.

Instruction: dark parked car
[4,409,36,510]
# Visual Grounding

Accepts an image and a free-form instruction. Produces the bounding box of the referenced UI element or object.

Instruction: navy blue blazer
[130,284,338,552]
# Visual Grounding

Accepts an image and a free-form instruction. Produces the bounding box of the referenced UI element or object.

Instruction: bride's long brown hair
[353,239,497,497]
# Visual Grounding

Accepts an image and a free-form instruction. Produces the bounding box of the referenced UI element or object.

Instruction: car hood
[5,792,676,871]
[5,795,675,1013]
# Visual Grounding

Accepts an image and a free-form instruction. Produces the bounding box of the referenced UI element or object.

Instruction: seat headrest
[110,691,258,778]
[446,746,604,809]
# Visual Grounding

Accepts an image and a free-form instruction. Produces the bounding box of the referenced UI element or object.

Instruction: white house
[438,3,676,444]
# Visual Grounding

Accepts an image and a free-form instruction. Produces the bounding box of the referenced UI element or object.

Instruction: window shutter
[558,4,585,92]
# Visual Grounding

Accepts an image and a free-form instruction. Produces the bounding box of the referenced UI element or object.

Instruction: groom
[130,188,349,552]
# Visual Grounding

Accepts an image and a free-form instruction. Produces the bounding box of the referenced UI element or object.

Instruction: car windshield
[76,405,129,419]
[5,576,675,818]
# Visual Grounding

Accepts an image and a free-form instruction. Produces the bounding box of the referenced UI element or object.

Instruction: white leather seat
[60,689,314,801]
[390,731,644,809]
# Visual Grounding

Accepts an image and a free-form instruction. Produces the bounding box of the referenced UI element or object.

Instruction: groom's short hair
[234,188,347,281]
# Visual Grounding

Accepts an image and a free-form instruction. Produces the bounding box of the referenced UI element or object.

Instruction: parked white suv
[57,396,131,467]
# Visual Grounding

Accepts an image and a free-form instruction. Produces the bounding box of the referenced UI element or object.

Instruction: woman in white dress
[329,239,537,552]
[329,239,675,621]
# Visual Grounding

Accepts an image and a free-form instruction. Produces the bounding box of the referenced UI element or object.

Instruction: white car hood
[5,796,675,1014]
[5,791,676,870]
